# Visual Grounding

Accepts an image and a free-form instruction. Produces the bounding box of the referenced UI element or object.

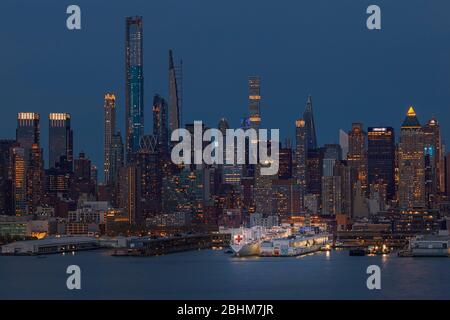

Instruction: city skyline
[2,1,450,303]
[1,1,450,171]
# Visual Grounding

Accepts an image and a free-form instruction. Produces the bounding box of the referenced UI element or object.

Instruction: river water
[0,249,448,299]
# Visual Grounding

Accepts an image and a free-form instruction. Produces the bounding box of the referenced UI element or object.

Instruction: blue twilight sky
[1,0,450,176]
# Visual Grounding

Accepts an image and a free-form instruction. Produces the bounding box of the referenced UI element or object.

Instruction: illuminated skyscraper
[306,148,323,196]
[168,49,182,134]
[0,140,18,215]
[422,117,445,202]
[119,164,142,225]
[12,147,26,215]
[104,93,116,183]
[368,127,395,200]
[254,162,274,216]
[110,132,124,185]
[278,144,293,180]
[153,94,169,155]
[248,76,261,129]
[138,135,162,217]
[26,143,44,214]
[49,113,73,171]
[303,95,317,151]
[294,119,307,201]
[16,112,40,160]
[398,107,425,209]
[125,16,144,162]
[347,123,368,192]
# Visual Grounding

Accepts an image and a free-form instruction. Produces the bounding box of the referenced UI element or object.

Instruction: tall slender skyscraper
[49,113,73,171]
[347,123,368,192]
[26,143,44,214]
[303,95,317,151]
[104,93,116,183]
[168,49,182,134]
[422,117,444,199]
[16,112,40,160]
[398,107,425,209]
[294,119,307,201]
[153,94,169,155]
[248,76,261,129]
[110,132,124,185]
[12,147,26,215]
[125,16,144,162]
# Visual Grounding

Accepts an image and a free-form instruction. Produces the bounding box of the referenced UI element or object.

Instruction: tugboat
[349,248,366,256]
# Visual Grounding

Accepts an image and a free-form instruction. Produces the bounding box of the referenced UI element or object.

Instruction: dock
[112,233,230,256]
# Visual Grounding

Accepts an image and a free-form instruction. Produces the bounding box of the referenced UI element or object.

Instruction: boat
[231,241,261,257]
[220,226,291,257]
[259,232,331,257]
[407,235,450,257]
[349,248,366,256]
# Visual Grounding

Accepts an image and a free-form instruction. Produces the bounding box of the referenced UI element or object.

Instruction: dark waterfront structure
[48,113,73,171]
[125,16,144,162]
[368,127,395,200]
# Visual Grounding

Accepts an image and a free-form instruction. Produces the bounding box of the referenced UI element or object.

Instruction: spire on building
[302,95,317,150]
[402,106,421,128]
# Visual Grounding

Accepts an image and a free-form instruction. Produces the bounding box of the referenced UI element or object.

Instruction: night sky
[1,0,450,178]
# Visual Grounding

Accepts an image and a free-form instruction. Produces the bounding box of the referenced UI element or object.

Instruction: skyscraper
[26,143,44,214]
[278,144,293,180]
[125,16,144,162]
[168,49,182,134]
[422,117,445,200]
[49,113,73,171]
[347,123,368,192]
[303,95,317,151]
[110,132,124,185]
[294,119,307,198]
[12,147,26,215]
[306,148,323,196]
[104,93,116,184]
[398,107,425,209]
[16,112,40,160]
[119,164,142,225]
[0,140,18,215]
[248,76,261,129]
[368,127,395,200]
[153,94,169,155]
[138,135,162,217]
[339,129,349,159]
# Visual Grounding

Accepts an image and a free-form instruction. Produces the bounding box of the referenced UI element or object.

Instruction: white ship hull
[230,241,260,257]
[260,233,331,257]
